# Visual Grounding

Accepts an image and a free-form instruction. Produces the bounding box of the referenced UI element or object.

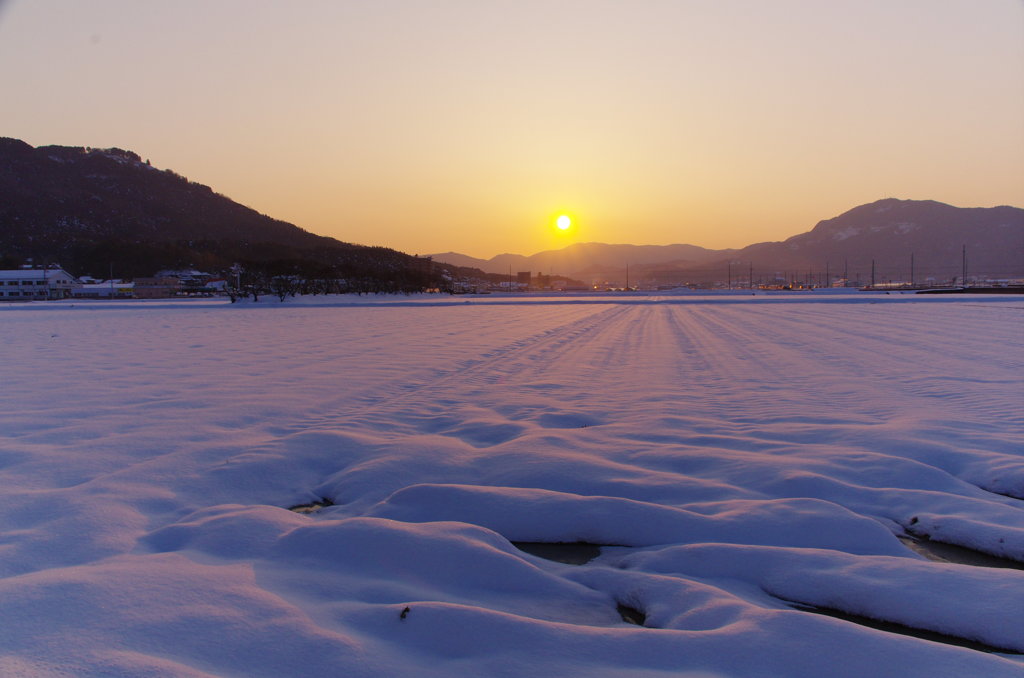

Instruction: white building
[0,268,77,301]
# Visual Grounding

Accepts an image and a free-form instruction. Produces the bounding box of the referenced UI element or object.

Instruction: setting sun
[556,215,571,230]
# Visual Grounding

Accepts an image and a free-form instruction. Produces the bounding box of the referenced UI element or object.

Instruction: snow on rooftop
[0,269,49,280]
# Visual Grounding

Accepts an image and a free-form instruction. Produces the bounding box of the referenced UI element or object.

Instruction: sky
[1,1,1022,259]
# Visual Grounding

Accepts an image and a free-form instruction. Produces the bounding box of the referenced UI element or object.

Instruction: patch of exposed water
[898,536,1024,570]
[288,498,335,514]
[790,603,1023,656]
[512,541,605,565]
[615,603,647,626]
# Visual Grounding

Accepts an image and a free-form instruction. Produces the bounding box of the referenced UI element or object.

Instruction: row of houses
[0,268,226,301]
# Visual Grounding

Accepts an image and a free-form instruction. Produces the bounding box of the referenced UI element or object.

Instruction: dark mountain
[729,198,1024,284]
[434,199,1023,285]
[0,138,442,289]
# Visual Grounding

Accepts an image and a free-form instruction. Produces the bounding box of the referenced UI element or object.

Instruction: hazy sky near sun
[1,1,1022,258]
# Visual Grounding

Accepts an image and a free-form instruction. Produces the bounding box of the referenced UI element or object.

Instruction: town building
[0,267,77,301]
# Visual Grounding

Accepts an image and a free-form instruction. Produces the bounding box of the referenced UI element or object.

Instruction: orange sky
[2,1,1022,258]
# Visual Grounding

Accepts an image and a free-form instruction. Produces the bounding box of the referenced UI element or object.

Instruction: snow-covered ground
[1,291,1022,677]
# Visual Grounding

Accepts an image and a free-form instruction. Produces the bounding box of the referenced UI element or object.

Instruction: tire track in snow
[293,304,630,432]
[737,303,1023,422]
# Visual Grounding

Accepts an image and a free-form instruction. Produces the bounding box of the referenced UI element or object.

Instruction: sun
[556,215,571,230]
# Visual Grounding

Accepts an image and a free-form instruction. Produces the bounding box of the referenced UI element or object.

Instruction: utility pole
[749,262,753,290]
[825,261,830,288]
[727,261,731,290]
[871,259,875,288]
[910,253,914,287]
[961,245,967,287]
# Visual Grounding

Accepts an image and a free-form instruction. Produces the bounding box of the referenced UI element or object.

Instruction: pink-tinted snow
[1,291,1022,676]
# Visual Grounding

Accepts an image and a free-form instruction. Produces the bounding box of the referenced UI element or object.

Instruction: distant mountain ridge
[431,199,1024,284]
[0,138,441,288]
[433,242,735,276]
[2,137,1019,286]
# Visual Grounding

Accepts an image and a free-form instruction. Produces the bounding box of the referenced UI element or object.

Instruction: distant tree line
[226,255,448,302]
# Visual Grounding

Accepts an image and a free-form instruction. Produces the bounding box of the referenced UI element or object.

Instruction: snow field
[1,293,1022,677]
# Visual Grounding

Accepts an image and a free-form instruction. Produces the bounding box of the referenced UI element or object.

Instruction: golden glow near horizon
[0,1,1021,259]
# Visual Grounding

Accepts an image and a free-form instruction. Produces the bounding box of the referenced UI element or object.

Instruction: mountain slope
[734,198,1024,280]
[0,138,437,285]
